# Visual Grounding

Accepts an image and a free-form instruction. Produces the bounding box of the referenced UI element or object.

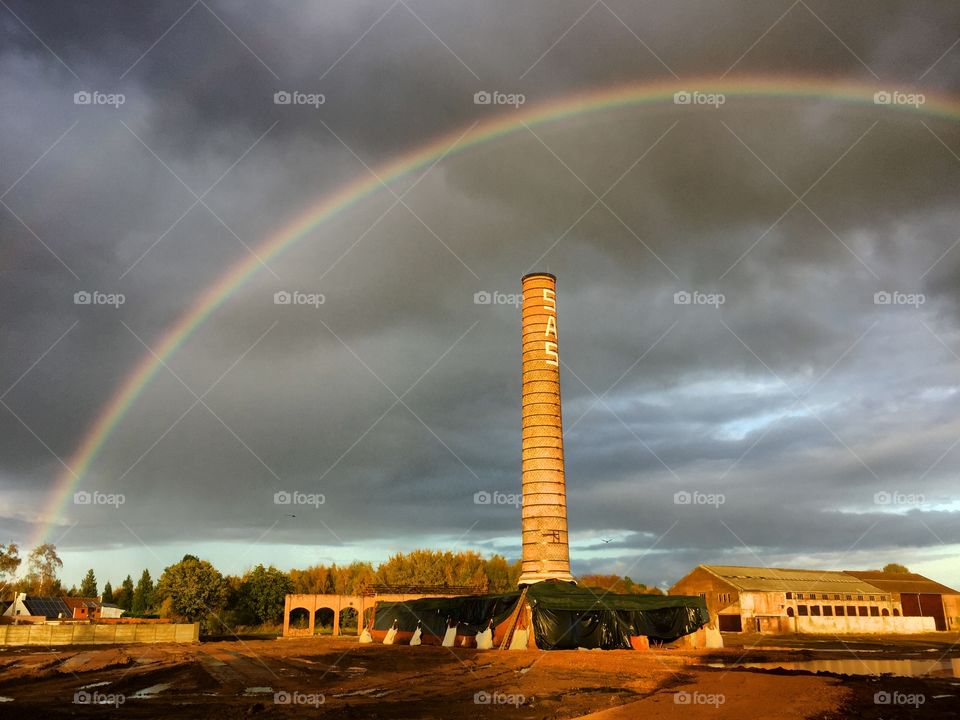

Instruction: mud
[0,636,957,718]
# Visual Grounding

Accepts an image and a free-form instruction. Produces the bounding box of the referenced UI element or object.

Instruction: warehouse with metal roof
[670,565,956,634]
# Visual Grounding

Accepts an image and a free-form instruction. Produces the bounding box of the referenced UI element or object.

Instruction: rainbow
[37,76,960,544]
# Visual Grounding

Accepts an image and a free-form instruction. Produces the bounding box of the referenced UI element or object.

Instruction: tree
[481,555,521,592]
[577,574,664,595]
[156,555,228,623]
[26,544,62,594]
[289,565,332,594]
[102,581,114,603]
[376,550,490,590]
[0,543,20,599]
[115,575,135,611]
[883,563,910,574]
[240,565,294,624]
[332,561,376,595]
[132,570,154,614]
[79,568,98,597]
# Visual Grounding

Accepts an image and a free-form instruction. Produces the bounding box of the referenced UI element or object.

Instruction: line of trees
[2,542,683,632]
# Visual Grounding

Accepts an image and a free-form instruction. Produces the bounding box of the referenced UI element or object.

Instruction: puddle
[710,658,960,678]
[78,681,111,690]
[333,687,393,698]
[243,687,274,695]
[131,683,172,699]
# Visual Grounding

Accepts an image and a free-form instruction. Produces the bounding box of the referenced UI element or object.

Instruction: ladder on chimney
[498,587,529,650]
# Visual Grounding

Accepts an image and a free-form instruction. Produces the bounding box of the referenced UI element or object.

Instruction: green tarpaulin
[373,581,709,649]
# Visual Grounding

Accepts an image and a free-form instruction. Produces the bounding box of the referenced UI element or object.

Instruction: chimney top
[520,271,556,282]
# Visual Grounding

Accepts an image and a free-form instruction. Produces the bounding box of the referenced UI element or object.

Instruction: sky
[1,0,960,592]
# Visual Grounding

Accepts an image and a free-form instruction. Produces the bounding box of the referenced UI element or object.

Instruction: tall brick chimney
[519,272,574,586]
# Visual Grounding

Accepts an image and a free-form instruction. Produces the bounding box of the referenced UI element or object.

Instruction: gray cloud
[2,0,960,588]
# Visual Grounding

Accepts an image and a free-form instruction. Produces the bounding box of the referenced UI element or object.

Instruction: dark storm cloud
[2,0,960,587]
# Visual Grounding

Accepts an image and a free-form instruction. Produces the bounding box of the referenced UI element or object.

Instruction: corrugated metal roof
[700,565,887,594]
[845,571,959,595]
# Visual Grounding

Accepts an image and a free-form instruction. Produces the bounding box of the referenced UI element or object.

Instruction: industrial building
[670,565,959,634]
[844,570,960,632]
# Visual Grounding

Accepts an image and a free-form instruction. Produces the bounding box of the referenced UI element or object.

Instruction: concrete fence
[794,615,935,634]
[0,622,199,645]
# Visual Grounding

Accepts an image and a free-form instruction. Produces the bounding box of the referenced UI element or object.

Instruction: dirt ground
[0,635,957,719]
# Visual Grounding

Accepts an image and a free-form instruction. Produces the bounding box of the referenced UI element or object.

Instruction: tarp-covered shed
[372,581,709,649]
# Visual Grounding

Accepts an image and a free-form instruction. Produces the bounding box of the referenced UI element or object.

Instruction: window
[823,606,833,616]
[847,606,857,616]
[882,608,889,616]
[785,592,793,599]
[797,593,804,600]
[868,595,875,601]
[786,607,794,617]
[893,608,900,616]
[811,606,821,616]
[798,605,809,616]
[857,595,864,601]
[833,594,841,600]
[834,606,844,616]
[821,594,829,600]
[870,606,880,617]
[858,606,869,617]
[845,594,852,600]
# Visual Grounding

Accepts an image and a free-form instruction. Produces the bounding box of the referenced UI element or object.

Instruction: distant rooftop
[699,565,887,594]
[845,571,959,596]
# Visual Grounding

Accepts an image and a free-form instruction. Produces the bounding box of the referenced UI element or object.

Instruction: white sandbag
[475,627,493,650]
[441,625,457,647]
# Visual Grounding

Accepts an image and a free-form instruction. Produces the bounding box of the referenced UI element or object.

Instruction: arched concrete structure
[283,592,480,637]
[284,595,365,637]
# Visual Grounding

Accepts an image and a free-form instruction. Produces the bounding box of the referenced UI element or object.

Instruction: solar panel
[24,597,71,618]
